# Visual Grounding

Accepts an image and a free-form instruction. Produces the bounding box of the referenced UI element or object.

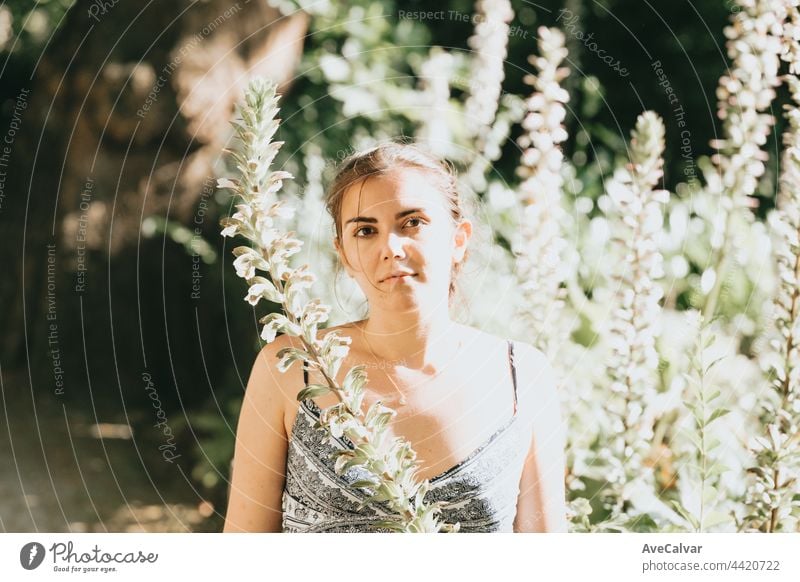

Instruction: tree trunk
[1,0,306,411]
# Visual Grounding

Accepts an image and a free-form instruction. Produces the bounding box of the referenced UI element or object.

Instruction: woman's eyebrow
[344,208,424,225]
[396,208,424,219]
[344,215,376,225]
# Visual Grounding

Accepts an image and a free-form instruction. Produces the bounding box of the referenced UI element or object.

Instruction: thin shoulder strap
[303,366,309,386]
[507,340,518,416]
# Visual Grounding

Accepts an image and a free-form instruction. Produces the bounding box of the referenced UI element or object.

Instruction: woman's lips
[381,273,416,283]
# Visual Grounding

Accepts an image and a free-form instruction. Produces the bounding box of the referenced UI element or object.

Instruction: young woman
[223,142,567,533]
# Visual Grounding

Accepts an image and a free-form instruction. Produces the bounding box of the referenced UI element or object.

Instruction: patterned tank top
[281,340,530,532]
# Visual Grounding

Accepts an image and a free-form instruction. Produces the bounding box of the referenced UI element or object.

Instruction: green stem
[781,250,800,406]
[264,246,418,526]
[698,357,706,534]
[702,188,743,321]
[768,467,779,533]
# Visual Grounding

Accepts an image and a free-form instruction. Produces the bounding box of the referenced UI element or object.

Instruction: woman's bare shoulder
[251,323,357,399]
[264,320,364,356]
[509,339,547,364]
[465,328,551,373]
[454,323,496,345]
[506,340,559,419]
[320,320,363,337]
[251,334,297,408]
[459,325,529,354]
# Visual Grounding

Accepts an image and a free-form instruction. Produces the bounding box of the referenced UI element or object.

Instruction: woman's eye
[354,226,375,237]
[405,217,425,228]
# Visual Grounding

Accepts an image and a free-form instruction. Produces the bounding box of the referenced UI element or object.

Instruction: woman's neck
[358,309,464,374]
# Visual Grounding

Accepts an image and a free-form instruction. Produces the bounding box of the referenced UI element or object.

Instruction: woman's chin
[370,291,420,310]
[373,292,450,314]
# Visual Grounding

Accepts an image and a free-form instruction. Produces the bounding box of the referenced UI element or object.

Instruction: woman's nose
[382,232,407,261]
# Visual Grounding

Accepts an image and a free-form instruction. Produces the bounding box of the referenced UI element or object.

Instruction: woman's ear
[452,219,472,264]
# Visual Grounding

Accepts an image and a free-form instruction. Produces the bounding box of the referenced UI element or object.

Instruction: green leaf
[343,364,368,392]
[340,451,368,473]
[355,443,378,459]
[670,500,699,531]
[704,356,725,374]
[345,390,365,415]
[706,408,730,424]
[370,490,390,503]
[702,484,718,505]
[373,411,394,431]
[372,519,405,531]
[364,400,386,426]
[297,384,330,401]
[702,510,733,530]
[276,347,309,372]
[232,245,256,257]
[334,452,355,473]
[705,463,730,479]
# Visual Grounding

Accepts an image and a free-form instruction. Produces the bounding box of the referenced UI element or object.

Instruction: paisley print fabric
[281,340,529,532]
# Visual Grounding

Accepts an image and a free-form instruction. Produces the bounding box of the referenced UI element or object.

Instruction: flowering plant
[700,0,787,318]
[514,26,571,362]
[599,111,671,526]
[743,36,800,530]
[218,78,458,532]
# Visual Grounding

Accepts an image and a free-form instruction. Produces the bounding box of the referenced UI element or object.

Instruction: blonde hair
[326,141,468,304]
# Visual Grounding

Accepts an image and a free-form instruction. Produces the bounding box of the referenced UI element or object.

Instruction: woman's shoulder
[458,328,556,417]
[251,326,345,407]
[253,321,365,384]
[488,335,557,410]
[509,339,548,367]
[460,325,546,360]
[262,320,362,351]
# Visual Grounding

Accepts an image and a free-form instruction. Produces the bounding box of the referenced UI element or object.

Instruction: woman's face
[334,169,472,313]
